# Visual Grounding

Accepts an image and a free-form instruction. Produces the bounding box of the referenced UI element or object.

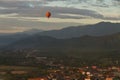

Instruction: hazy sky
[0,0,120,33]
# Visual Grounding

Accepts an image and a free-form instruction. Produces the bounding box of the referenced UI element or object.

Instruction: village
[0,57,120,80]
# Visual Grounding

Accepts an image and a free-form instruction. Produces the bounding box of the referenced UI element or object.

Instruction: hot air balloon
[46,11,51,18]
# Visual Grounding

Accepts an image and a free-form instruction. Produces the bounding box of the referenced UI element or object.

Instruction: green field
[0,65,38,71]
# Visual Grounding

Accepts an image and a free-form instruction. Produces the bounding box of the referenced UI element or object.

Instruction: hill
[38,22,120,39]
[0,29,43,47]
[0,22,120,47]
[3,32,120,60]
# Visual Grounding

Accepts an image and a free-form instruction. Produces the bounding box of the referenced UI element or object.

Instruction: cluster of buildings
[28,65,120,80]
[23,56,120,80]
[0,56,120,80]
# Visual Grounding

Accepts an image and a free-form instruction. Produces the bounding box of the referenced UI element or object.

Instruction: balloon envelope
[46,11,51,18]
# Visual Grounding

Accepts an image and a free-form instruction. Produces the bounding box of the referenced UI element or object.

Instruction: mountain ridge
[0,22,120,47]
[2,32,120,60]
[38,22,120,39]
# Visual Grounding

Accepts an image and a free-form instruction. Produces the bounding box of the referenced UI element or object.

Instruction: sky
[0,0,120,33]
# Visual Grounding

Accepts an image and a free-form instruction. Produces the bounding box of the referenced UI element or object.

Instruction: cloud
[0,0,119,8]
[0,0,119,33]
[114,0,120,2]
[0,17,83,33]
[0,4,120,20]
[0,0,119,19]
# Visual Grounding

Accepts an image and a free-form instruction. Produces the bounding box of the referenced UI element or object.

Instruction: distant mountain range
[0,22,119,47]
[2,32,120,60]
[0,29,43,47]
[38,22,120,39]
[0,22,120,58]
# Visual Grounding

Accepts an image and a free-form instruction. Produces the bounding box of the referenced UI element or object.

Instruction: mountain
[38,22,120,39]
[3,32,120,59]
[0,22,120,47]
[0,29,43,47]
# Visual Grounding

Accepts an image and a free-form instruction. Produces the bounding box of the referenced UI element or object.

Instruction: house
[106,77,113,80]
[85,78,91,80]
